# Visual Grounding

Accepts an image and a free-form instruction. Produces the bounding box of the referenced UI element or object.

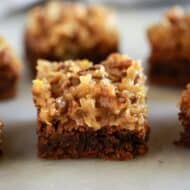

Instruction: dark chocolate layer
[149,57,190,87]
[0,65,18,100]
[37,122,149,160]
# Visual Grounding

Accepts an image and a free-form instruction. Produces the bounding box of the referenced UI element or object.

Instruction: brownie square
[25,1,119,76]
[147,7,190,87]
[32,53,149,160]
[176,84,190,147]
[0,37,21,100]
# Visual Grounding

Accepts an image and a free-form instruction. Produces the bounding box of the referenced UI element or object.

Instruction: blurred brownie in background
[0,37,21,100]
[176,84,190,147]
[147,7,190,87]
[32,53,149,160]
[25,1,119,76]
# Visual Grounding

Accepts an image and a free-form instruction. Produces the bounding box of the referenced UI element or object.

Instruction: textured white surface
[0,7,189,190]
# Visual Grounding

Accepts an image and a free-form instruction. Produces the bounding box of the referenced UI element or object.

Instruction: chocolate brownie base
[175,112,190,147]
[0,85,17,100]
[149,58,190,87]
[0,67,18,100]
[38,123,149,160]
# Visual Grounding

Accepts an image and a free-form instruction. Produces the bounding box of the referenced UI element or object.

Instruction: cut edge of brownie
[37,121,149,160]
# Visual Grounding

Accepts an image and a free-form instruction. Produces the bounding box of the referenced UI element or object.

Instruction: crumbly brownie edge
[148,57,190,87]
[37,122,149,160]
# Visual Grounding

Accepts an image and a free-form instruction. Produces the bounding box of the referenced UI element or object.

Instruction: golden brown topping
[33,53,147,132]
[26,1,118,59]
